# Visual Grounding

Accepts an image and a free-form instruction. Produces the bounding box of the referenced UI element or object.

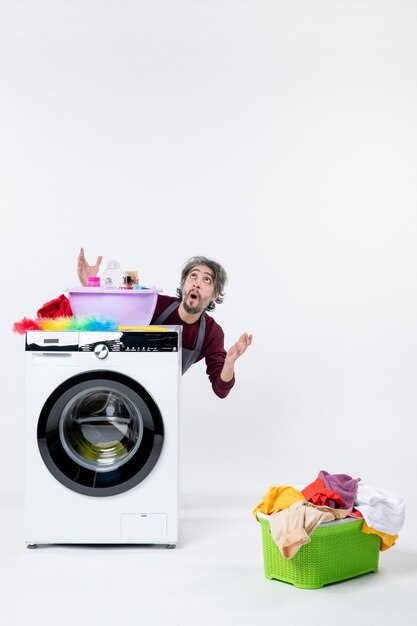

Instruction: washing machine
[24,327,181,548]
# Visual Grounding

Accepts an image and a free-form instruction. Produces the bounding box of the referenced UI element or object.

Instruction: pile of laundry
[253,470,406,560]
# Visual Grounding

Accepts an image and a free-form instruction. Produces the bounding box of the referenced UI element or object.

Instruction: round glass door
[37,371,164,496]
[59,387,143,471]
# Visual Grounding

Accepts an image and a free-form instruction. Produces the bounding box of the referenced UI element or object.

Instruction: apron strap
[181,314,206,374]
[193,313,206,355]
[153,301,206,374]
[153,300,180,325]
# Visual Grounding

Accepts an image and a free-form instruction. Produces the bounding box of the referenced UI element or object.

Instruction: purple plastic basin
[67,286,160,326]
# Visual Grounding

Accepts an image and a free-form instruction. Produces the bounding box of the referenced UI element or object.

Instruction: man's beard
[182,290,211,315]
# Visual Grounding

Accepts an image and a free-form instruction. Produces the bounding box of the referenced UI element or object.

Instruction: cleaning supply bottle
[100,260,124,288]
[122,275,134,289]
[87,276,101,287]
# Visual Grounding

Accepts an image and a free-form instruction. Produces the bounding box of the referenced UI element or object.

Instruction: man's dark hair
[176,256,228,312]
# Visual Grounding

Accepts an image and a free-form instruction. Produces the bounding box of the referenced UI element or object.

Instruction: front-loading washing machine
[24,327,181,548]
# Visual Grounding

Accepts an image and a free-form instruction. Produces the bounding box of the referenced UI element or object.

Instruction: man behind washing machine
[77,248,252,398]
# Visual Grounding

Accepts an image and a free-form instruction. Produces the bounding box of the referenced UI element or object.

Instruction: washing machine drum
[37,371,164,496]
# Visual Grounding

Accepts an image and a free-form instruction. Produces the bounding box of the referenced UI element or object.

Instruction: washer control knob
[94,344,109,359]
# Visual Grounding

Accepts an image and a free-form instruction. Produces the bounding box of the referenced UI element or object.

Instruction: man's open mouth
[188,290,199,302]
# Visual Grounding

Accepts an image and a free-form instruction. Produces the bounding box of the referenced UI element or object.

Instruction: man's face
[182,265,218,315]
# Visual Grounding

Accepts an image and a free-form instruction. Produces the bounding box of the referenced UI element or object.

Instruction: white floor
[1,490,416,626]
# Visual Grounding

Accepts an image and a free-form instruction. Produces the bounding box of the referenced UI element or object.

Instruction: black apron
[153,301,206,375]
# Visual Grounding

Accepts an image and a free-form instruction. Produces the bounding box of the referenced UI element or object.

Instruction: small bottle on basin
[87,276,101,287]
[100,260,125,288]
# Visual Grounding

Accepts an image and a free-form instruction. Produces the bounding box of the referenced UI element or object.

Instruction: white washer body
[24,328,181,547]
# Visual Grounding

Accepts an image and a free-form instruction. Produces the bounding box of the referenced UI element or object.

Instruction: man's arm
[220,333,253,383]
[77,247,103,286]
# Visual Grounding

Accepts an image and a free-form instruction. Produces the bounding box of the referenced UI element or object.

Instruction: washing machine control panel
[79,331,180,353]
[26,329,181,353]
[119,331,180,352]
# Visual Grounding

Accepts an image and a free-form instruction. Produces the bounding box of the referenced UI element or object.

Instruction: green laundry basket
[258,513,380,589]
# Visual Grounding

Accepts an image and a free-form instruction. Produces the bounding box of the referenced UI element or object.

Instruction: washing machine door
[37,371,164,496]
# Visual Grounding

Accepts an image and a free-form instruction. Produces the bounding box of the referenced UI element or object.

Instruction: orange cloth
[302,476,345,507]
[252,485,306,519]
[361,520,398,551]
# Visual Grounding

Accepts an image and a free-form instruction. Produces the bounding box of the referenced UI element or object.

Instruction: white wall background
[1,0,416,504]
